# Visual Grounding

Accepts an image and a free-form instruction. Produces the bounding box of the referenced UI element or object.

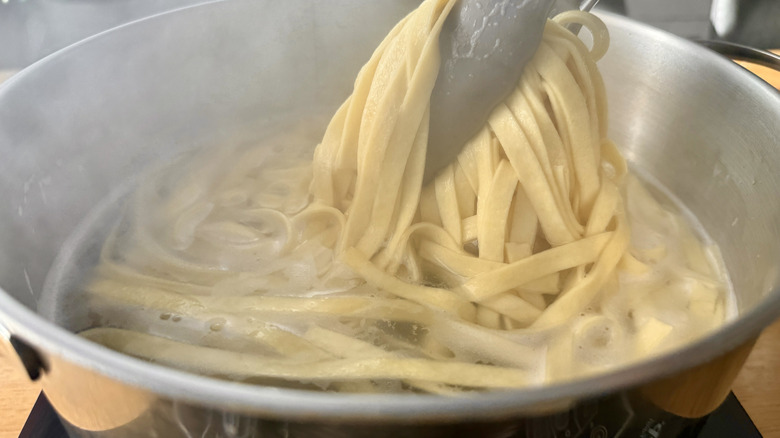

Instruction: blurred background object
[625,0,716,39]
[599,0,779,45]
[1,0,778,73]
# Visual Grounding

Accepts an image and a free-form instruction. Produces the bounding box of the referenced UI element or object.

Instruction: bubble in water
[208,317,227,332]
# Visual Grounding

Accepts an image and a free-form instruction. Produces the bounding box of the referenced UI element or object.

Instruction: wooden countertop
[1,53,779,438]
[0,358,41,437]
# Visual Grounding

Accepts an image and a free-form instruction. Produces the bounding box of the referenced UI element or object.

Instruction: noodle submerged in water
[78,1,731,393]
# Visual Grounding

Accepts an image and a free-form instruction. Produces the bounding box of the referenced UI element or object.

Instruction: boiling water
[40,116,329,332]
[41,126,736,392]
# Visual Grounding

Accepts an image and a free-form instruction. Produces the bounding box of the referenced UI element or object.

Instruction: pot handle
[1,323,45,381]
[698,40,780,72]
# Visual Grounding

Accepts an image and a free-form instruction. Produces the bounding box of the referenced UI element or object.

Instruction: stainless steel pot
[1,1,779,437]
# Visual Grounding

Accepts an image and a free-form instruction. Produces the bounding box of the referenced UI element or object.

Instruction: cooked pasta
[79,1,731,392]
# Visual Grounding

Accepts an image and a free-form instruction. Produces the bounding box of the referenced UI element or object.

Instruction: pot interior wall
[598,26,780,313]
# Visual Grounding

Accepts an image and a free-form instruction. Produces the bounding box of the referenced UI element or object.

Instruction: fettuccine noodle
[79,1,731,392]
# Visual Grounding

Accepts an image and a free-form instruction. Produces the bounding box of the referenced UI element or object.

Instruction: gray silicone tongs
[425,0,600,182]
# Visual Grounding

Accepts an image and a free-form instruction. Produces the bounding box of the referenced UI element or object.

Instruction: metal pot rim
[1,4,779,422]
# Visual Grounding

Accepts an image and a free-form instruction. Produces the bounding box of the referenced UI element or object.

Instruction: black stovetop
[18,392,761,438]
